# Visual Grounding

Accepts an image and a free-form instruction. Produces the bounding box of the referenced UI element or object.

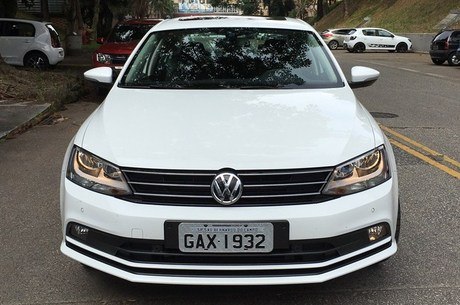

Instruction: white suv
[0,18,64,69]
[60,16,400,285]
[344,28,412,53]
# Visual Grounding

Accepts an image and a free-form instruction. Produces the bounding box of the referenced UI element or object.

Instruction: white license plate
[178,223,274,253]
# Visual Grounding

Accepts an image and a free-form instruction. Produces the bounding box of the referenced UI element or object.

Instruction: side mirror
[84,67,114,84]
[349,66,380,89]
[96,37,105,44]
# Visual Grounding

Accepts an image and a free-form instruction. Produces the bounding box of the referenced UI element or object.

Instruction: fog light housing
[70,223,90,241]
[368,224,389,242]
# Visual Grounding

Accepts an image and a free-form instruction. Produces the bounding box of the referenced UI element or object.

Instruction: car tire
[431,58,445,65]
[328,40,339,50]
[447,52,460,66]
[396,43,408,53]
[353,42,365,53]
[24,52,49,70]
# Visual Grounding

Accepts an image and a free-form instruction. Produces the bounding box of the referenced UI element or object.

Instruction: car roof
[152,16,313,32]
[357,27,389,31]
[0,18,50,25]
[118,18,163,26]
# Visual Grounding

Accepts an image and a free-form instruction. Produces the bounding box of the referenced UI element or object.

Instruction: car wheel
[447,52,460,66]
[353,43,365,53]
[396,43,408,53]
[328,40,339,50]
[24,52,49,70]
[431,58,445,65]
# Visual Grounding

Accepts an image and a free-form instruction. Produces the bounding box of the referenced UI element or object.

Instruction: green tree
[268,0,294,16]
[131,0,150,18]
[0,0,18,18]
[239,0,259,15]
[150,0,174,18]
[294,0,314,20]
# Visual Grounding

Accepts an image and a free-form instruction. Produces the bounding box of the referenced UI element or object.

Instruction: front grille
[110,54,128,65]
[120,167,336,206]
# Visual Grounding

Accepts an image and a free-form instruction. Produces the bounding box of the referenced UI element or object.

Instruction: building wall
[17,0,65,15]
[174,0,241,15]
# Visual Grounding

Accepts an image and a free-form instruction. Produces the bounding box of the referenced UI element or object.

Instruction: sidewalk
[0,51,92,140]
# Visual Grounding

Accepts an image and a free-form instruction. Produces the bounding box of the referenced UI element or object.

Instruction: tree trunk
[75,0,84,34]
[317,0,324,20]
[343,0,349,17]
[41,0,50,20]
[91,0,100,41]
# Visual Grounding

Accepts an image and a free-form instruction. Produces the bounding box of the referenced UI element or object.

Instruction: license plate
[178,223,274,253]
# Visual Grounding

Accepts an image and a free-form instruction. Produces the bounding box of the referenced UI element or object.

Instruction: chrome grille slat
[129,182,210,188]
[133,192,213,199]
[244,181,327,188]
[123,169,215,176]
[238,169,332,176]
[243,192,321,198]
[121,167,335,206]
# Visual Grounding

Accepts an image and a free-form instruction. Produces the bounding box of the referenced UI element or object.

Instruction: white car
[0,18,64,69]
[60,16,400,285]
[344,28,412,53]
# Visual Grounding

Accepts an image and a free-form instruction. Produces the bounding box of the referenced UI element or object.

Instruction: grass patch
[315,0,460,33]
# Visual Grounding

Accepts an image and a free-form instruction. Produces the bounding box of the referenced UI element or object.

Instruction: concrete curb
[0,77,87,141]
[0,102,51,140]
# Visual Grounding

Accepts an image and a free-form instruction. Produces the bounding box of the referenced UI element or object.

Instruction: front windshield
[107,24,153,43]
[120,27,343,89]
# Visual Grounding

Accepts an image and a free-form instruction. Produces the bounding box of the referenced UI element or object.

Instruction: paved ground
[0,51,458,305]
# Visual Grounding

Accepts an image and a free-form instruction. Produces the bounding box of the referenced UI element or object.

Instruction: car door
[0,21,36,65]
[376,29,396,50]
[362,29,379,50]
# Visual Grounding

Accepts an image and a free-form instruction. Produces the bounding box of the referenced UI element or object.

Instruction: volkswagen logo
[211,172,243,205]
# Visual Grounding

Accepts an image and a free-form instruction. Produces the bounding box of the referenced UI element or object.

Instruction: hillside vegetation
[315,0,460,33]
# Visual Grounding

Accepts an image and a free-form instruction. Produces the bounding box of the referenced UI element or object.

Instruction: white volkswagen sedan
[60,16,400,285]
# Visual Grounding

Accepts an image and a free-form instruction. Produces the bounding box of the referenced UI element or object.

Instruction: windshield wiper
[239,84,281,89]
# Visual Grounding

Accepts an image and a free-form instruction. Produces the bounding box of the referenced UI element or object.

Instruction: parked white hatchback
[0,18,64,69]
[344,27,412,53]
[60,16,400,285]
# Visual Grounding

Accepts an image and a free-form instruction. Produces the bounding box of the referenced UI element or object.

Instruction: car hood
[78,88,377,170]
[95,41,139,54]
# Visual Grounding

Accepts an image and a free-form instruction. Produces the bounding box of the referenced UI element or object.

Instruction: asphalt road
[0,52,459,305]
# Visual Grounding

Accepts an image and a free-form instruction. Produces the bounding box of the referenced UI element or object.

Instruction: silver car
[321,28,356,50]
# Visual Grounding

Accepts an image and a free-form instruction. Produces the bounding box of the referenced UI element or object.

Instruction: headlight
[323,146,390,195]
[96,53,112,64]
[66,146,131,196]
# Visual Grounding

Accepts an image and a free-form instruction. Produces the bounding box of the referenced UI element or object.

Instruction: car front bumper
[60,175,399,285]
